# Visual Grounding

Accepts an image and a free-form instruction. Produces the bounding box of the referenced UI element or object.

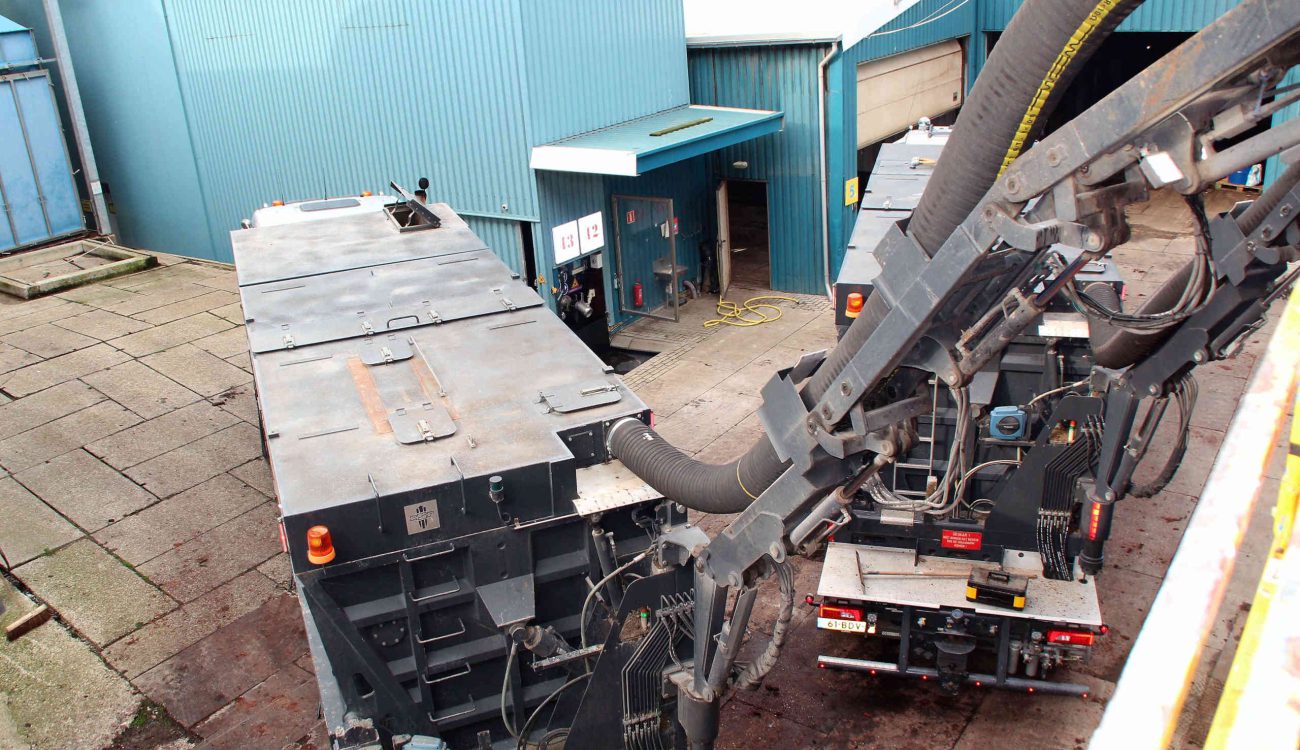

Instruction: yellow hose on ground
[703,295,798,328]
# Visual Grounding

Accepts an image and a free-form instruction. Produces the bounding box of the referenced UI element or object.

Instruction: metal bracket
[538,382,622,413]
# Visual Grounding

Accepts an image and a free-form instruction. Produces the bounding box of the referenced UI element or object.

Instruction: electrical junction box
[988,406,1027,440]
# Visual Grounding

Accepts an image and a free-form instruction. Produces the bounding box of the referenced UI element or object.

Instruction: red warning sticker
[941,529,983,551]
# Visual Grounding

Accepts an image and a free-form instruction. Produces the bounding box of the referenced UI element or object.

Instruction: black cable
[515,672,591,750]
[1130,374,1197,498]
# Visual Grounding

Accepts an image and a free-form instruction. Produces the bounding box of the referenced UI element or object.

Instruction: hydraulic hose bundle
[609,0,1143,514]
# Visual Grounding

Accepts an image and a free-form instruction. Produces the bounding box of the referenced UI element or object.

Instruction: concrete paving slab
[13,538,174,647]
[1188,372,1245,431]
[82,360,203,420]
[0,295,71,321]
[124,422,264,498]
[51,281,142,308]
[133,291,241,326]
[136,502,281,602]
[95,473,270,565]
[1107,489,1198,578]
[134,593,307,728]
[223,351,251,373]
[690,412,765,463]
[229,458,274,497]
[256,553,293,589]
[0,400,142,473]
[103,282,219,317]
[0,379,104,441]
[51,308,151,340]
[0,300,85,336]
[716,701,832,750]
[731,617,982,743]
[1163,425,1225,497]
[207,384,259,425]
[192,327,250,360]
[15,449,158,531]
[209,302,246,326]
[0,578,138,750]
[652,390,763,454]
[0,343,40,375]
[87,400,240,470]
[191,665,319,749]
[1081,567,1164,682]
[0,476,82,566]
[109,313,233,358]
[143,343,252,397]
[950,672,1115,750]
[0,343,129,398]
[104,571,279,678]
[1,323,98,358]
[634,359,733,417]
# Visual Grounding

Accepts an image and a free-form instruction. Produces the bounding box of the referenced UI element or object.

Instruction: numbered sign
[578,211,605,254]
[552,220,580,263]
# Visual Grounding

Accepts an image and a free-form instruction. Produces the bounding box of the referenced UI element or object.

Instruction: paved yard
[0,188,1285,749]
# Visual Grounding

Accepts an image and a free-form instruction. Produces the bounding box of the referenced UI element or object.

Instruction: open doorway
[717,179,770,294]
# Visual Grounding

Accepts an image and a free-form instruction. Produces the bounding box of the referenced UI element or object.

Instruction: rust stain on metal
[410,357,460,421]
[347,357,392,434]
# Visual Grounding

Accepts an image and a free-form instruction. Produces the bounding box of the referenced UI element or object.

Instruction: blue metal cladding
[0,14,38,71]
[463,215,527,277]
[45,0,214,260]
[688,43,829,295]
[976,0,1242,32]
[0,69,83,252]
[159,0,539,265]
[520,0,689,144]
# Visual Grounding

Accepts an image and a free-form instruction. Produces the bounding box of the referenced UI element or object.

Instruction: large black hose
[609,0,1140,513]
[908,0,1144,257]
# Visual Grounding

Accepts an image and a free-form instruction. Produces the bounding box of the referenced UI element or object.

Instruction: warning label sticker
[940,529,982,551]
[404,500,441,535]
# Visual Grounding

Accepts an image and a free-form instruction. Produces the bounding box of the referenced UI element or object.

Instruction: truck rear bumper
[816,655,1091,697]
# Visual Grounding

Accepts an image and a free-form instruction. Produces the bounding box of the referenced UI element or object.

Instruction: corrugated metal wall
[976,0,1242,31]
[689,44,829,295]
[464,215,526,277]
[15,0,215,259]
[160,0,538,264]
[521,1,689,143]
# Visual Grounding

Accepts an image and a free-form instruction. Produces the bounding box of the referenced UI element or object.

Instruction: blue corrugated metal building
[0,12,83,253]
[0,0,1289,328]
[0,0,795,337]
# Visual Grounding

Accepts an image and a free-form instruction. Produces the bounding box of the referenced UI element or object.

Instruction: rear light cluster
[818,604,863,621]
[1046,629,1096,646]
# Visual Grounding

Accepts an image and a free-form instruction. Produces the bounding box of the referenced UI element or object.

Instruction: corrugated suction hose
[609,0,1141,513]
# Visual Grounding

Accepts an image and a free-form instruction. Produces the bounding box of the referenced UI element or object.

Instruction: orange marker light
[307,525,336,565]
[360,190,373,197]
[845,292,865,319]
[271,200,285,207]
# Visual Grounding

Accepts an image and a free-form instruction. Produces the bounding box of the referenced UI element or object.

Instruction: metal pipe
[42,0,112,236]
[817,43,839,298]
[816,655,1091,696]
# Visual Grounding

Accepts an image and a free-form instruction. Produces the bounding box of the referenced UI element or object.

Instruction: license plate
[817,617,866,633]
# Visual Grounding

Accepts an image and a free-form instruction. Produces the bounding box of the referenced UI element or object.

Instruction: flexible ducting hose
[610,0,1140,513]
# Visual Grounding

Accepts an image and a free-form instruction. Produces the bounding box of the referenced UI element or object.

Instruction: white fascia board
[530,146,639,176]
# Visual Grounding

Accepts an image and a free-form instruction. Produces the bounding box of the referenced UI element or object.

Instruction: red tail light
[818,604,863,621]
[1046,629,1096,646]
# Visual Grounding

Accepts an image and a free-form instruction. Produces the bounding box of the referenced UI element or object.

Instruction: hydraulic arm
[606,0,1300,746]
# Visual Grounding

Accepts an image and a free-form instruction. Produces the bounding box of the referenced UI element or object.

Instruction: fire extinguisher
[632,280,644,308]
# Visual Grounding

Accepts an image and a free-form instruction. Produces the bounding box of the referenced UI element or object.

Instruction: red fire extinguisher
[632,280,644,308]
